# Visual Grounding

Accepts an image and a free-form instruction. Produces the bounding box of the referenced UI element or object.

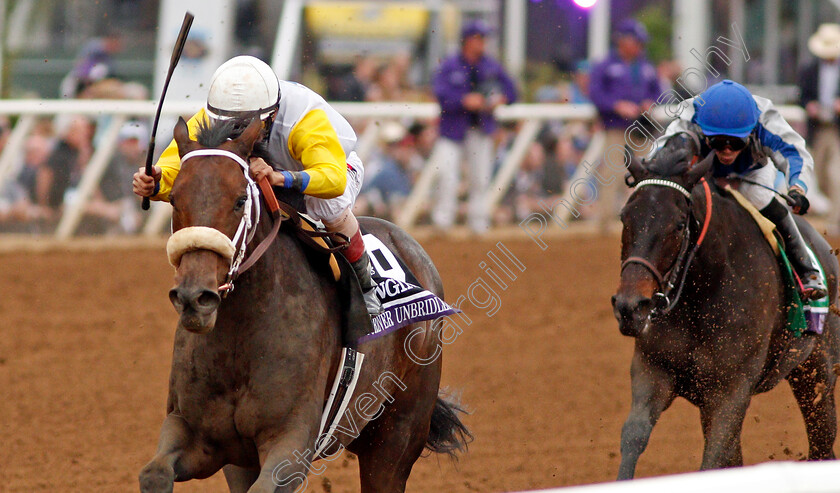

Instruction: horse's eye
[675,220,686,232]
[234,195,247,211]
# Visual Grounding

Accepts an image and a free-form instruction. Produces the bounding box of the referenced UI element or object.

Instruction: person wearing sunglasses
[655,79,826,300]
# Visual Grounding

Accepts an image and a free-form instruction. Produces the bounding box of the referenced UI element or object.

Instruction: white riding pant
[305,151,364,223]
[431,130,494,233]
[737,161,779,210]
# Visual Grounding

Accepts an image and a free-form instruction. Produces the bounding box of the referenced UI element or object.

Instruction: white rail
[0,99,807,237]
[514,461,840,493]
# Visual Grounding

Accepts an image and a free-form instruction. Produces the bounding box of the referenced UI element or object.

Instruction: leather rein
[620,176,713,316]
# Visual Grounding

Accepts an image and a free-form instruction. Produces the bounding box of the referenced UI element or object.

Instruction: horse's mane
[645,132,698,177]
[195,118,243,148]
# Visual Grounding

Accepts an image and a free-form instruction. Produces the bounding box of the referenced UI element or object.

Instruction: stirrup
[362,286,382,316]
[800,274,827,301]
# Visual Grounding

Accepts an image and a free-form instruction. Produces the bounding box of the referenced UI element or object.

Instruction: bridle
[620,176,712,316]
[165,148,349,295]
[166,148,286,294]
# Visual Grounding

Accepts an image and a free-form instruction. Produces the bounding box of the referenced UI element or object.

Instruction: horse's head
[612,133,713,337]
[166,116,264,334]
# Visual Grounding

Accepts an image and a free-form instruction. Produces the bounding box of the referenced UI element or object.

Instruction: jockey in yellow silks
[133,55,381,315]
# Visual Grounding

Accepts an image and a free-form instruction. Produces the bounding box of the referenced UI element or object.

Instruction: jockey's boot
[774,210,827,301]
[350,250,382,316]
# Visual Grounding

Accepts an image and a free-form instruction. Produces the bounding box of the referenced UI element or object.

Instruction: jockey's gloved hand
[788,186,810,215]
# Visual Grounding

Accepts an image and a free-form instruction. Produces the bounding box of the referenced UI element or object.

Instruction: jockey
[133,55,382,315]
[658,79,827,300]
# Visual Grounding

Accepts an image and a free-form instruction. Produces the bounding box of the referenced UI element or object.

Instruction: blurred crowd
[0,30,149,234]
[8,18,840,236]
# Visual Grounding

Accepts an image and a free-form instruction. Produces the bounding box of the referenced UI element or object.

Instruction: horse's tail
[425,391,473,459]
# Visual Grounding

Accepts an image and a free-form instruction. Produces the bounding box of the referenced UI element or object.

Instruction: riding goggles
[706,134,749,152]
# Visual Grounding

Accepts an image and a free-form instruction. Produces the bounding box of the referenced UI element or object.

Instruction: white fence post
[55,115,127,239]
[395,143,445,230]
[0,115,36,185]
[485,118,542,210]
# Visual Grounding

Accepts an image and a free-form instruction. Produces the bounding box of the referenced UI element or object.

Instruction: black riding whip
[142,12,194,210]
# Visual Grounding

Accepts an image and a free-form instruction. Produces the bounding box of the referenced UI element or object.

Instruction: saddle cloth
[359,233,459,344]
[726,186,828,336]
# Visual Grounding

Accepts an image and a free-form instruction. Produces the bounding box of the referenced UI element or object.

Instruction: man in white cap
[799,23,840,232]
[132,55,381,315]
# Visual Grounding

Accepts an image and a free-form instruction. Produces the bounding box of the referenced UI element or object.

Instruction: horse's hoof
[139,462,175,493]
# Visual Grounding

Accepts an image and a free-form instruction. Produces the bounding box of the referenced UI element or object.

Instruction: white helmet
[205,56,280,121]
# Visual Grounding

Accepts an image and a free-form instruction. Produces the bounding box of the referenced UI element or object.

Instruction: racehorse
[611,133,840,479]
[138,117,470,492]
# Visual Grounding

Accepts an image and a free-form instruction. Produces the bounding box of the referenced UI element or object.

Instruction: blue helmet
[694,80,760,138]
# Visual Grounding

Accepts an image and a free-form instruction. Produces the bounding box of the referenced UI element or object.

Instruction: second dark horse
[612,134,840,479]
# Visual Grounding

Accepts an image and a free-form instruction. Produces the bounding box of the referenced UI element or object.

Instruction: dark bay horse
[612,134,840,479]
[139,118,469,492]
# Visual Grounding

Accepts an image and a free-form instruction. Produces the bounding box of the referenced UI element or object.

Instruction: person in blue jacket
[431,20,518,234]
[658,79,827,300]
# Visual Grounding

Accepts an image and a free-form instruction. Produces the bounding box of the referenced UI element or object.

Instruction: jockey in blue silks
[658,79,827,300]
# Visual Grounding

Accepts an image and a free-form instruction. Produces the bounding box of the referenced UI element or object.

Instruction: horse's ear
[231,118,263,157]
[625,146,646,187]
[684,151,714,187]
[173,117,194,158]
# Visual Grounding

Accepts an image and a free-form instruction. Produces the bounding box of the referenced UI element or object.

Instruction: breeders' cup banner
[358,234,459,344]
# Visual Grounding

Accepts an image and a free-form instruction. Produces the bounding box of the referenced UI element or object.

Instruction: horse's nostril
[196,289,221,309]
[611,295,618,307]
[169,288,184,310]
[614,295,652,320]
[169,287,220,314]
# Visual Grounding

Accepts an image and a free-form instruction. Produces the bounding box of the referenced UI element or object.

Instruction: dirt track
[0,234,832,492]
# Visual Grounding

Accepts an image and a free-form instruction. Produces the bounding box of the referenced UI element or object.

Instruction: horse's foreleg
[617,353,676,480]
[139,414,222,493]
[698,385,751,470]
[788,349,838,460]
[224,465,260,493]
[245,432,318,493]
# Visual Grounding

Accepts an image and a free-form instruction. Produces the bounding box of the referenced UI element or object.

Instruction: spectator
[59,31,123,98]
[799,23,840,232]
[84,121,147,233]
[536,60,592,105]
[430,19,518,234]
[366,54,428,103]
[326,55,377,102]
[588,19,662,232]
[0,126,54,227]
[565,60,592,104]
[511,140,549,222]
[37,116,94,216]
[657,59,693,102]
[366,62,405,102]
[357,122,415,220]
[405,121,435,172]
